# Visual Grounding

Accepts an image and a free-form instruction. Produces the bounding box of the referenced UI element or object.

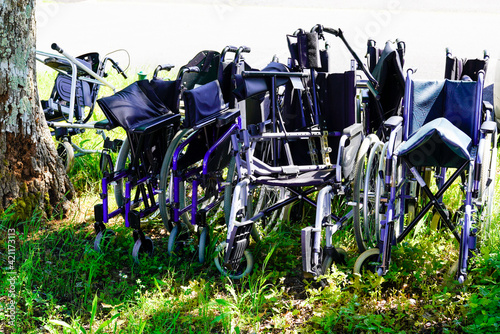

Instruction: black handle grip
[186,66,200,73]
[239,46,251,53]
[153,64,175,79]
[110,59,127,79]
[51,43,63,53]
[159,64,175,71]
[323,27,340,37]
[224,45,238,53]
[310,24,323,34]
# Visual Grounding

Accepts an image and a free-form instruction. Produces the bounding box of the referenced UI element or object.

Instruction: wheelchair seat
[397,79,481,168]
[255,169,336,187]
[396,117,471,167]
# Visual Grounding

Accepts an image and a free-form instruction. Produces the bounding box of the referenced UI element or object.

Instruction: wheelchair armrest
[480,120,497,134]
[94,119,117,131]
[483,100,493,112]
[342,123,363,137]
[384,115,403,130]
[132,113,181,134]
[217,108,240,127]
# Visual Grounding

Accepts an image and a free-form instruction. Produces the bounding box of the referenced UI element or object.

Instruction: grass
[0,70,499,333]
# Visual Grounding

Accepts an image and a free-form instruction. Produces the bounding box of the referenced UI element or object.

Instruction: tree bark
[0,0,73,220]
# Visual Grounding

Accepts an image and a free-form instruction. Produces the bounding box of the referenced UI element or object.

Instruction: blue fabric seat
[397,79,480,168]
[396,117,471,167]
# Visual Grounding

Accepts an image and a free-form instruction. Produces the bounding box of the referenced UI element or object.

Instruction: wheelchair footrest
[301,226,319,277]
[224,222,253,271]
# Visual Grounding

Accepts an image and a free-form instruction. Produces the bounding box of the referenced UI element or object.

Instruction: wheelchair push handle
[238,46,251,54]
[109,58,127,79]
[222,45,238,55]
[235,45,251,63]
[314,25,379,92]
[50,42,117,92]
[179,66,200,77]
[153,64,175,80]
[51,43,63,53]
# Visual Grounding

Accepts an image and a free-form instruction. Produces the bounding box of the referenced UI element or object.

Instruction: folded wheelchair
[351,37,407,253]
[94,75,181,262]
[92,47,246,263]
[36,43,128,171]
[157,47,250,264]
[353,50,496,283]
[215,25,389,279]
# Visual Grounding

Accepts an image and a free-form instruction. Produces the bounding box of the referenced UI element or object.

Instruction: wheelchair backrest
[178,50,222,91]
[445,54,488,81]
[97,79,178,131]
[367,40,405,133]
[183,80,226,128]
[407,79,481,144]
[287,30,329,72]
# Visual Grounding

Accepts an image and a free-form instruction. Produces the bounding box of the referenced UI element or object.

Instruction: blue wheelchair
[353,54,497,283]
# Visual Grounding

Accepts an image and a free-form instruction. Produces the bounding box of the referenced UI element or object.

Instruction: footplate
[301,226,320,277]
[224,222,253,271]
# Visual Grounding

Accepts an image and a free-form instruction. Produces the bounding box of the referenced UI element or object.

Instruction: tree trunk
[0,0,73,221]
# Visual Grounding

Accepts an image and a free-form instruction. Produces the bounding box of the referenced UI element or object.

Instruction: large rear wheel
[353,139,383,253]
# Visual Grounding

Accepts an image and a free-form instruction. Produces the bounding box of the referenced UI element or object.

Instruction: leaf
[95,313,120,334]
[48,319,72,328]
[90,294,99,327]
[137,320,147,334]
[211,315,225,324]
[215,298,230,307]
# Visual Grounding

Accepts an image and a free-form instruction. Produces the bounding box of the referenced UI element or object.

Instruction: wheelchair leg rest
[94,204,104,224]
[378,220,394,276]
[129,210,141,230]
[301,226,322,278]
[224,223,253,272]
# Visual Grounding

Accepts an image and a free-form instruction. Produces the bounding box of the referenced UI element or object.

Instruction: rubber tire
[93,229,115,253]
[251,185,289,234]
[353,138,381,253]
[214,241,254,279]
[321,248,348,275]
[132,236,154,264]
[479,133,496,240]
[353,248,381,275]
[167,224,179,256]
[158,129,191,233]
[114,137,130,208]
[223,156,238,227]
[198,227,208,264]
[57,140,75,173]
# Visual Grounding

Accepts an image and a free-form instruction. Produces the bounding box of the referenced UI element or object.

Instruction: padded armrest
[483,100,493,111]
[94,119,117,131]
[481,120,497,134]
[217,108,240,127]
[384,115,403,130]
[342,123,363,137]
[132,113,181,134]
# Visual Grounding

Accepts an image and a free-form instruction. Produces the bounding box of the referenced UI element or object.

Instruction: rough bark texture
[0,0,73,220]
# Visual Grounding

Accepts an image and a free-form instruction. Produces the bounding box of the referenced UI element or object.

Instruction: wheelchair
[36,43,128,171]
[353,50,496,283]
[214,25,384,279]
[156,47,249,264]
[93,75,181,263]
[351,37,407,253]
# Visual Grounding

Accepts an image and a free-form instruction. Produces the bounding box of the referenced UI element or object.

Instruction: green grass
[0,70,499,333]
